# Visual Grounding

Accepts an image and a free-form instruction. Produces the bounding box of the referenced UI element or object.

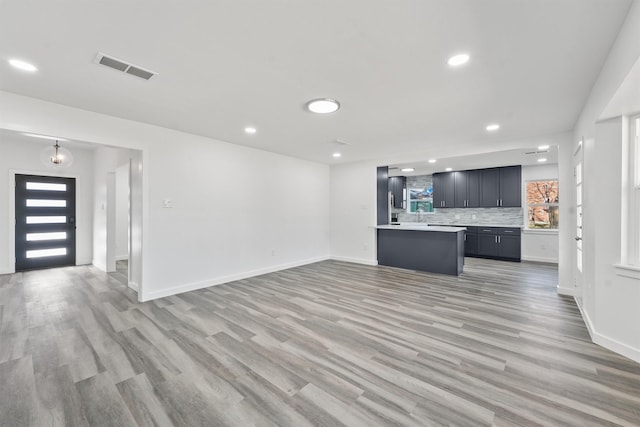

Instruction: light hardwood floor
[1,258,639,426]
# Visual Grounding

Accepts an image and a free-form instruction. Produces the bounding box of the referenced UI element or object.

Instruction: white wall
[521,163,560,263]
[115,163,129,261]
[0,91,330,301]
[0,136,94,274]
[330,161,378,265]
[568,0,640,362]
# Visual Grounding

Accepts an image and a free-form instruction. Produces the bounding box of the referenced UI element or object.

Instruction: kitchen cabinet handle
[500,199,503,206]
[495,236,498,243]
[496,200,499,206]
[504,230,513,233]
[498,236,501,243]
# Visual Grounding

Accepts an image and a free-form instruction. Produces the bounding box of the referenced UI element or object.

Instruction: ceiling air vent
[94,52,157,81]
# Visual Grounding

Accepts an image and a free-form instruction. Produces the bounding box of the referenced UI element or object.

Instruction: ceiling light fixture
[538,145,550,150]
[428,159,437,164]
[40,141,74,169]
[538,158,548,163]
[23,133,68,142]
[244,127,257,134]
[9,59,38,72]
[447,54,470,67]
[445,167,453,172]
[333,152,341,158]
[306,98,340,114]
[401,168,414,172]
[486,124,500,131]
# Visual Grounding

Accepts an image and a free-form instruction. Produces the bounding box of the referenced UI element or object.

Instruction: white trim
[614,263,640,280]
[557,286,577,297]
[140,255,331,302]
[521,255,558,264]
[522,229,558,235]
[0,268,14,275]
[330,256,378,266]
[593,330,640,364]
[574,296,594,339]
[92,259,108,272]
[115,254,129,261]
[128,281,139,292]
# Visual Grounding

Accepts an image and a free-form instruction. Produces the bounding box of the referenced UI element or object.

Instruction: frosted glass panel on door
[26,232,67,241]
[26,248,67,258]
[26,199,66,207]
[26,216,66,224]
[26,182,67,191]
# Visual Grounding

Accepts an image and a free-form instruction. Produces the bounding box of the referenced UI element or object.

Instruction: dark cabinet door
[464,232,478,256]
[480,168,500,207]
[433,173,455,208]
[499,166,522,207]
[388,176,406,209]
[454,171,468,208]
[467,170,480,208]
[477,234,499,257]
[498,235,521,259]
[441,172,455,208]
[432,173,443,208]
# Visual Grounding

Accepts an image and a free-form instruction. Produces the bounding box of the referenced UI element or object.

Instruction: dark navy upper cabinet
[480,166,521,208]
[454,170,480,208]
[433,172,455,208]
[499,166,522,207]
[388,176,406,209]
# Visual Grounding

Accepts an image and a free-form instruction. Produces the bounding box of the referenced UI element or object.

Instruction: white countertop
[376,224,466,233]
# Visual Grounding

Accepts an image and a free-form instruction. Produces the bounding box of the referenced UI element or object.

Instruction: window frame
[524,178,559,231]
[406,187,435,215]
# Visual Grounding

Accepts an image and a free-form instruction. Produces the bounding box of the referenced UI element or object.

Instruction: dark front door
[15,174,76,271]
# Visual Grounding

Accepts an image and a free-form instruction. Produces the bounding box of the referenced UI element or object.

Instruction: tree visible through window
[526,180,559,229]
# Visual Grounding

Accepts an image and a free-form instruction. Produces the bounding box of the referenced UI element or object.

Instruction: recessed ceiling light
[306,98,340,114]
[9,59,37,72]
[333,152,341,158]
[445,167,453,172]
[401,168,414,172]
[538,145,550,150]
[538,158,548,163]
[428,159,437,164]
[244,127,257,134]
[447,54,470,67]
[486,124,500,131]
[23,133,68,142]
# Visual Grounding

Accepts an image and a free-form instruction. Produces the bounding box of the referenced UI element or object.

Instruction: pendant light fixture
[40,140,74,169]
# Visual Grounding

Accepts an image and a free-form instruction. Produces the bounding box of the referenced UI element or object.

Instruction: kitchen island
[376,224,466,275]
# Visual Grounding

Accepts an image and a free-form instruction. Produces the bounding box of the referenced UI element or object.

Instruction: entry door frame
[573,139,584,300]
[8,169,81,274]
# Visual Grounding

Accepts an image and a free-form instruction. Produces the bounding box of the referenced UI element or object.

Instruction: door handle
[575,237,582,241]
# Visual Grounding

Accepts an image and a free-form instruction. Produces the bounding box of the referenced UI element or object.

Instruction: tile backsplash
[390,174,524,227]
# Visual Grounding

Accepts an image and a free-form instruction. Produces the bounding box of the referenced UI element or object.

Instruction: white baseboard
[593,331,640,364]
[330,256,378,266]
[115,255,129,261]
[572,297,640,363]
[0,267,15,275]
[521,255,558,264]
[557,286,577,297]
[92,260,107,272]
[140,255,330,302]
[128,281,139,292]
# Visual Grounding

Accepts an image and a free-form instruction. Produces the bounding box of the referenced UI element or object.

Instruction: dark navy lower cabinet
[475,227,521,261]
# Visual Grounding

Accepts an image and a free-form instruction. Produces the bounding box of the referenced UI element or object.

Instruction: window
[627,116,640,266]
[407,187,434,214]
[526,180,559,229]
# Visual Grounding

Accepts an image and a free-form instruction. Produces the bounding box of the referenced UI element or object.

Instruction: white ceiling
[0,0,633,165]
